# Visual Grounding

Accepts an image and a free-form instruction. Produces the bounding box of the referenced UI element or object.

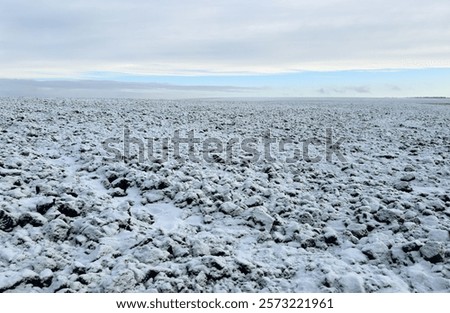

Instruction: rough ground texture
[0,98,449,292]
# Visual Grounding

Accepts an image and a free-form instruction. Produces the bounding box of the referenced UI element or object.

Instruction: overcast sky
[1,0,449,98]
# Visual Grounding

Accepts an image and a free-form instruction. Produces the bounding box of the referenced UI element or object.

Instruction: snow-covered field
[0,97,449,292]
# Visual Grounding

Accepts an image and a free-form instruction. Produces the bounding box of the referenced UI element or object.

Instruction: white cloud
[317,86,371,95]
[0,0,450,78]
[0,78,262,98]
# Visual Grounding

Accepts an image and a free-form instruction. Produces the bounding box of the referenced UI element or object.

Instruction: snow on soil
[0,97,449,292]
